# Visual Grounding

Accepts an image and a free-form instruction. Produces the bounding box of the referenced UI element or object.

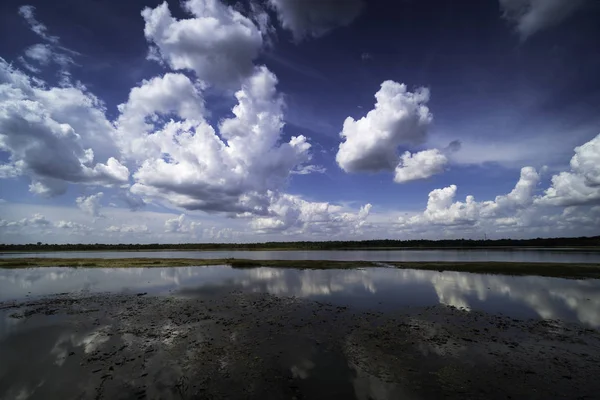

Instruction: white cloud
[290,165,326,175]
[165,214,186,233]
[0,213,51,229]
[268,0,364,40]
[27,213,51,227]
[538,173,598,207]
[0,59,128,197]
[336,82,432,172]
[106,224,150,234]
[394,149,448,183]
[142,0,263,87]
[537,134,600,206]
[128,66,312,214]
[18,5,59,43]
[2,1,599,243]
[115,72,205,159]
[400,166,540,228]
[570,133,600,187]
[1,203,240,243]
[336,81,440,182]
[76,192,104,217]
[5,2,316,234]
[391,135,600,238]
[22,44,75,74]
[499,0,587,39]
[17,6,77,84]
[24,44,52,65]
[55,220,92,234]
[164,214,201,233]
[250,192,372,236]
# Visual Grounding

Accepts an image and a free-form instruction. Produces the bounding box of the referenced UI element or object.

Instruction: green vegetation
[227,259,372,269]
[1,236,600,253]
[0,258,228,269]
[0,258,372,270]
[1,258,600,279]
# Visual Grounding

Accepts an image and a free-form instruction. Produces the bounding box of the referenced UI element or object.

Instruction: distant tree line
[1,236,600,252]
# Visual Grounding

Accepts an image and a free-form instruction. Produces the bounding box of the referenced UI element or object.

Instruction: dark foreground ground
[1,290,599,400]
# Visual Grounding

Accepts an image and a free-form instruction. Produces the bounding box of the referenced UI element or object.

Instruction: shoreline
[2,257,600,279]
[2,245,600,254]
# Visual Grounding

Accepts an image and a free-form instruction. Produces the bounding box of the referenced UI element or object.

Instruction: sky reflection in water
[1,266,599,328]
[3,249,600,263]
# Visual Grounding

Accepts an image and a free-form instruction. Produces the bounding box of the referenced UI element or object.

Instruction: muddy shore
[1,289,599,399]
[3,258,600,279]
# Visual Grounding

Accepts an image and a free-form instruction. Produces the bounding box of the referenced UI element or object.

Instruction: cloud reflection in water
[1,266,599,327]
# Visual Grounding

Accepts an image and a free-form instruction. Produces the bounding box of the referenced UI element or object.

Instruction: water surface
[2,248,600,263]
[1,266,598,331]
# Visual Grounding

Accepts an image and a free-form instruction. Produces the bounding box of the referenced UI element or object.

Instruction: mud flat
[3,257,600,279]
[1,289,599,399]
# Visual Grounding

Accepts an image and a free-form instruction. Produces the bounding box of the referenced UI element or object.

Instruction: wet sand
[1,289,599,399]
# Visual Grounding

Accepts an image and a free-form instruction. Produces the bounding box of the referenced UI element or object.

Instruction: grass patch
[1,258,600,279]
[0,258,228,269]
[0,258,373,270]
[227,259,372,269]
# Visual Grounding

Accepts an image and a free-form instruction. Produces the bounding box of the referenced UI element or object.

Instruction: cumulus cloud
[394,149,448,183]
[0,213,51,229]
[250,192,372,236]
[165,214,186,233]
[394,134,600,238]
[0,60,128,197]
[76,192,104,217]
[4,1,317,230]
[106,224,150,234]
[336,82,432,172]
[484,166,541,216]
[337,81,441,183]
[499,0,587,39]
[400,166,540,228]
[55,220,92,234]
[115,72,205,159]
[127,66,312,214]
[142,0,263,87]
[536,134,600,206]
[164,214,201,233]
[268,0,364,40]
[4,1,598,242]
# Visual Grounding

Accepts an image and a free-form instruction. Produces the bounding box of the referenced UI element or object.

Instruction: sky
[0,0,599,244]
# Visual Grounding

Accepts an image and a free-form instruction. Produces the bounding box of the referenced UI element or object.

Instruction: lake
[1,265,599,332]
[2,265,600,399]
[2,248,600,263]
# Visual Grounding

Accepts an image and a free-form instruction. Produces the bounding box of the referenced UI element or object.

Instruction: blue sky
[1,0,600,244]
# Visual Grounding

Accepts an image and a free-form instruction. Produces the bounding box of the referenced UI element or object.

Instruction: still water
[1,266,599,331]
[2,249,600,263]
